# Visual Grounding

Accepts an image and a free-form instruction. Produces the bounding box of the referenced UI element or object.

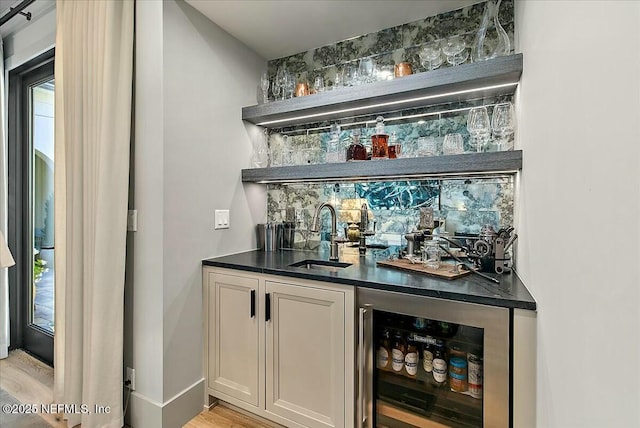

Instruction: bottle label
[405,352,418,375]
[423,350,434,372]
[433,358,448,383]
[377,347,389,369]
[391,349,404,372]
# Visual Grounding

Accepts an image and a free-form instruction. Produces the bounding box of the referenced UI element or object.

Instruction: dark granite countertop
[202,249,536,311]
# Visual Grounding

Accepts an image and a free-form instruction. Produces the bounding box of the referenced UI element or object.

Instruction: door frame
[7,48,55,365]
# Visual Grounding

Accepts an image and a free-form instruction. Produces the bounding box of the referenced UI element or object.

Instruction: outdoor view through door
[32,79,55,334]
[8,50,55,365]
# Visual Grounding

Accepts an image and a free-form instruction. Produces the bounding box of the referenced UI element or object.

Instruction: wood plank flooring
[184,404,274,428]
[1,350,273,428]
[0,349,67,427]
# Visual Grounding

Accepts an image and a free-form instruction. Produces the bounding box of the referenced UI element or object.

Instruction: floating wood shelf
[242,54,523,128]
[241,150,522,183]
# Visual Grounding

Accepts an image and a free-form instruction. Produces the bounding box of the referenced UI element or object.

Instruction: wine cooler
[357,288,510,427]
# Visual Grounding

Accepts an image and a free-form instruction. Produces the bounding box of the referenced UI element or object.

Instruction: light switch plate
[214,209,230,229]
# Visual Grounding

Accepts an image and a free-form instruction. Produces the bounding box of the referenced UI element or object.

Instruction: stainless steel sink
[288,259,352,272]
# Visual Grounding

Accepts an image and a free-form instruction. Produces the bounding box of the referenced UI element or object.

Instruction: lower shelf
[376,370,482,428]
[241,150,522,183]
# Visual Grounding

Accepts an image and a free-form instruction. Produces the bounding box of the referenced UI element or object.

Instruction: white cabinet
[203,267,355,428]
[205,271,260,407]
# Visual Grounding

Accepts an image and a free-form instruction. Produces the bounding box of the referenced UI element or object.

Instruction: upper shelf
[242,54,523,128]
[242,150,522,183]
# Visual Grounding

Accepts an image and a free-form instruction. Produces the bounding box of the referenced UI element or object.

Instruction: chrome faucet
[310,202,339,261]
[359,203,369,255]
[358,203,376,255]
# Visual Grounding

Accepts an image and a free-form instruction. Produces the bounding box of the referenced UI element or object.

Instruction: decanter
[371,116,389,159]
[471,0,510,62]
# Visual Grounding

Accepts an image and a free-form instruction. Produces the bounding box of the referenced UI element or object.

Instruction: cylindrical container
[404,340,419,377]
[391,331,405,372]
[371,134,389,159]
[257,223,283,251]
[394,62,413,77]
[468,353,483,399]
[449,357,468,392]
[377,328,391,370]
[295,82,309,97]
[282,221,296,248]
[346,135,367,161]
[423,240,441,269]
[432,341,447,384]
[432,359,447,384]
[422,343,434,373]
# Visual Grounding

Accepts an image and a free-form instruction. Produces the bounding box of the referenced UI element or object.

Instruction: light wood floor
[0,349,67,427]
[1,350,273,428]
[184,404,274,428]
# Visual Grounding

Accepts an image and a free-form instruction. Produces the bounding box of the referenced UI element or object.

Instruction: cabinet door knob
[250,289,256,318]
[265,293,271,322]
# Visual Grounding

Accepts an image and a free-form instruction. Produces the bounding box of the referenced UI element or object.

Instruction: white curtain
[53,1,134,427]
[0,35,12,360]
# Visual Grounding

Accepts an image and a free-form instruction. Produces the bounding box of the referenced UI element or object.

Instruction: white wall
[161,0,266,402]
[515,2,640,427]
[131,0,266,426]
[3,3,56,72]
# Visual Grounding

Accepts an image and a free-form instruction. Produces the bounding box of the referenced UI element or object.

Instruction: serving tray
[376,258,472,280]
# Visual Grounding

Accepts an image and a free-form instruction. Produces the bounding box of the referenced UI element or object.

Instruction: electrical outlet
[125,367,135,390]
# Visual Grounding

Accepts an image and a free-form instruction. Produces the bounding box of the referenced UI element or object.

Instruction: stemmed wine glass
[442,35,469,66]
[260,71,270,103]
[467,106,491,152]
[418,41,443,71]
[491,102,516,150]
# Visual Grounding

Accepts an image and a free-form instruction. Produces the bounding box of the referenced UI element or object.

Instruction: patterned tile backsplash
[266,0,514,95]
[263,0,516,254]
[267,177,514,251]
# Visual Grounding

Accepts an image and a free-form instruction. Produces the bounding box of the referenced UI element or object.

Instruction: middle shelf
[241,150,522,183]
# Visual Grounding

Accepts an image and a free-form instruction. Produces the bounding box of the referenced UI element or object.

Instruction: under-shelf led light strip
[256,82,519,127]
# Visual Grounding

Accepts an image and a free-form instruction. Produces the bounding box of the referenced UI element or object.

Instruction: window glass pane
[31,79,55,333]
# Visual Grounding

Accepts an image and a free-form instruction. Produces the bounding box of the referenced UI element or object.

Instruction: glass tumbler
[443,133,465,155]
[423,240,441,270]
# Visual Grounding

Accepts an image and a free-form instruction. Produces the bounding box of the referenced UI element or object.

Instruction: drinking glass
[275,66,288,100]
[418,41,443,71]
[491,102,516,150]
[313,76,325,93]
[467,106,491,152]
[443,133,465,155]
[344,64,359,86]
[284,72,296,99]
[358,57,376,84]
[416,137,438,156]
[260,71,270,103]
[442,35,469,66]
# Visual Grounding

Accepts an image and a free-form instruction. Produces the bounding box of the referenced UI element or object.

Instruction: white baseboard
[129,379,205,428]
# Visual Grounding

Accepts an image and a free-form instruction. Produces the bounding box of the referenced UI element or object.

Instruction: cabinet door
[265,280,346,428]
[208,272,260,407]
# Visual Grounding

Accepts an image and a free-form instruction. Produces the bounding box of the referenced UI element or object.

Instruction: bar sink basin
[288,259,352,272]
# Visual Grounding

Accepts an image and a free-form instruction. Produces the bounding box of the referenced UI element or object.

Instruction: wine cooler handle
[358,305,373,428]
[250,289,256,318]
[265,293,271,322]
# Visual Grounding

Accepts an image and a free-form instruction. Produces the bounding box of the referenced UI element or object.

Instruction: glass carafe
[371,116,389,159]
[471,0,510,62]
